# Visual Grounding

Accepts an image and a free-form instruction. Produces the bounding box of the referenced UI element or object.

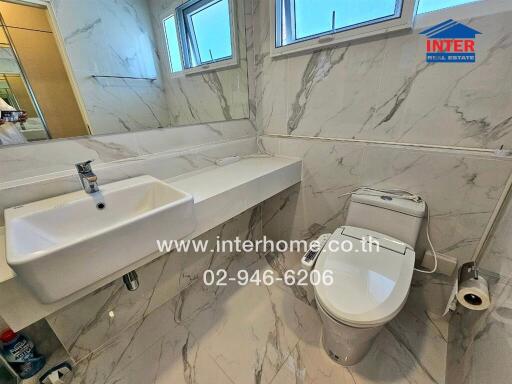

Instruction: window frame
[270,0,419,58]
[163,0,239,76]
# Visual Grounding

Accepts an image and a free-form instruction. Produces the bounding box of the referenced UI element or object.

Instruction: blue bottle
[0,329,46,379]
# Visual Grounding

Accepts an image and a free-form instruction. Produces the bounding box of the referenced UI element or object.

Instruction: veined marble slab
[261,136,512,263]
[50,0,171,134]
[252,0,512,150]
[63,257,447,384]
[0,119,256,184]
[480,195,512,279]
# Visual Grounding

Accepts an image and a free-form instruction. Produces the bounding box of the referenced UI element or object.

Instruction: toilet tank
[346,190,426,247]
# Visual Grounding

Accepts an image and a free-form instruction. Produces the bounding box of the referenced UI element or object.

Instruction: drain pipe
[123,271,139,291]
[472,170,512,265]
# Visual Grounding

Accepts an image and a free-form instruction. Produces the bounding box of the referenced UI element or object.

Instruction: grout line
[263,133,512,157]
[267,340,300,384]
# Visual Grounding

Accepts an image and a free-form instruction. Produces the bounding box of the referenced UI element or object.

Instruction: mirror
[0,0,249,147]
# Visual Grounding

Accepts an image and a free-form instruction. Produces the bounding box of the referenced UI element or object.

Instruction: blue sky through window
[190,0,232,63]
[294,0,398,40]
[163,16,183,72]
[417,0,479,14]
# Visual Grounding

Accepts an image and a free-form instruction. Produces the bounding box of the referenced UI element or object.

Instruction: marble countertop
[0,155,302,330]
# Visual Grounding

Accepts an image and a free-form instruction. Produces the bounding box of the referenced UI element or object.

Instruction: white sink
[5,175,195,303]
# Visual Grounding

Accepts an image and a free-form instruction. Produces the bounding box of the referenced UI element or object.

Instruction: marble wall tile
[0,119,256,184]
[148,0,249,126]
[261,136,512,266]
[132,118,256,155]
[0,136,257,225]
[480,194,512,279]
[46,205,262,363]
[50,0,171,135]
[252,2,512,150]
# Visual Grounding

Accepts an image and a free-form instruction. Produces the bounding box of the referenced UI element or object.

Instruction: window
[417,0,479,14]
[273,0,417,56]
[163,0,237,74]
[163,15,183,72]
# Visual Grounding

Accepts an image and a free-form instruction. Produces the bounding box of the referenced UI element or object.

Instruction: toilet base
[318,302,383,366]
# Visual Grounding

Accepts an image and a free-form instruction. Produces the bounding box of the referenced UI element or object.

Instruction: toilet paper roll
[456,276,491,311]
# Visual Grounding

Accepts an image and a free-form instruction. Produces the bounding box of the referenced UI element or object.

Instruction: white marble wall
[148,0,250,126]
[480,195,512,279]
[240,3,512,382]
[246,1,512,320]
[447,172,512,384]
[0,119,255,183]
[252,3,512,150]
[50,0,171,134]
[0,120,257,226]
[246,4,512,382]
[261,136,512,273]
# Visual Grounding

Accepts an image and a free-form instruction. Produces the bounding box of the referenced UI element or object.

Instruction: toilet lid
[313,226,415,327]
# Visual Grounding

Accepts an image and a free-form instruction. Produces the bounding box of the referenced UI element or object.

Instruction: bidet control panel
[301,233,331,270]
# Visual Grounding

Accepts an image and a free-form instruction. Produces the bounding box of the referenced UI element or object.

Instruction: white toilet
[312,190,426,366]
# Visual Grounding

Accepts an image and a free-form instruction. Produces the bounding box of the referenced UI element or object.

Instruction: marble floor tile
[386,304,447,384]
[64,255,449,384]
[262,258,447,384]
[453,278,512,384]
[67,298,233,384]
[271,324,441,384]
[268,311,356,384]
[170,259,320,384]
[102,326,234,384]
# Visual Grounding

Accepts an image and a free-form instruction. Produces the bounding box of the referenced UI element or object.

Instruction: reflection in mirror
[0,0,90,146]
[151,0,249,126]
[0,25,48,144]
[0,73,47,142]
[0,0,249,147]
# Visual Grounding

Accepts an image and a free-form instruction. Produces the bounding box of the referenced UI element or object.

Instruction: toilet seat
[313,226,415,328]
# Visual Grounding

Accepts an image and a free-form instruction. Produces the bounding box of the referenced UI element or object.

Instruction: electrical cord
[339,187,438,274]
[419,201,438,274]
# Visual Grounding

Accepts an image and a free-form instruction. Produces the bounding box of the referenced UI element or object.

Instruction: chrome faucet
[75,160,99,193]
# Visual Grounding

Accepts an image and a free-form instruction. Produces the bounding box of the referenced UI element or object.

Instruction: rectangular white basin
[5,175,195,303]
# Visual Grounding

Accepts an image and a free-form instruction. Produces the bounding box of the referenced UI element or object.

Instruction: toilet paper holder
[459,262,481,305]
[457,261,491,310]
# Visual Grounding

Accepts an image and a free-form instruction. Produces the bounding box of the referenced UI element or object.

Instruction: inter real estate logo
[420,19,481,63]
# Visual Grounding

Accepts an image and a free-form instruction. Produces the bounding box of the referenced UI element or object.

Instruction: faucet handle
[75,160,94,173]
